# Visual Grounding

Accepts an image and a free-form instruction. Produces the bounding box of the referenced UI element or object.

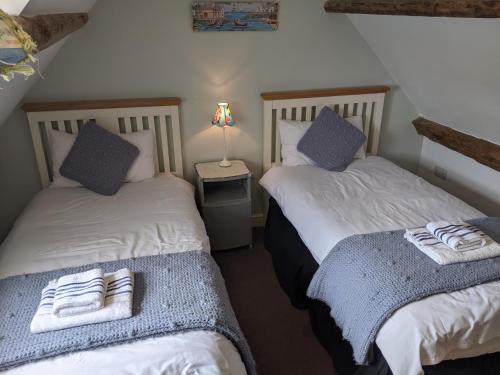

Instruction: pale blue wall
[0,0,420,241]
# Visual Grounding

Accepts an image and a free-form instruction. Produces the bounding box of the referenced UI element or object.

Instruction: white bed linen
[0,174,210,278]
[5,331,245,375]
[0,175,246,375]
[260,157,484,264]
[260,156,500,375]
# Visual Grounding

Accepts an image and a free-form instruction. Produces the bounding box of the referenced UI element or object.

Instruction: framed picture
[192,2,279,32]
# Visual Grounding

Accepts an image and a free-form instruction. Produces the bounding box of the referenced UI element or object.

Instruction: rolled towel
[31,268,134,333]
[426,221,488,252]
[53,268,106,317]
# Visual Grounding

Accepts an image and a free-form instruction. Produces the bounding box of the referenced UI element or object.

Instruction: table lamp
[212,102,235,168]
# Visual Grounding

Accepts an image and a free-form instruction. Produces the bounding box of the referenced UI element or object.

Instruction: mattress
[260,156,500,375]
[0,175,246,375]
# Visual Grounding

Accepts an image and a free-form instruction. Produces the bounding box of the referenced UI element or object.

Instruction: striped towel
[405,226,500,265]
[405,227,450,253]
[52,268,106,317]
[427,221,489,251]
[31,268,134,333]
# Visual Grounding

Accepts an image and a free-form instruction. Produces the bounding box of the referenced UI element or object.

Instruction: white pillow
[121,130,156,182]
[277,115,366,167]
[48,129,81,188]
[48,128,156,187]
[278,119,315,167]
[347,115,367,159]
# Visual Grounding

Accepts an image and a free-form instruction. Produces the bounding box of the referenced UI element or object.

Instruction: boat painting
[192,2,279,32]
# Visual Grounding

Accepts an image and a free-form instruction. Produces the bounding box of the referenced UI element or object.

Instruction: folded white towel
[53,268,106,317]
[405,227,500,265]
[405,227,451,254]
[31,268,134,333]
[426,221,488,252]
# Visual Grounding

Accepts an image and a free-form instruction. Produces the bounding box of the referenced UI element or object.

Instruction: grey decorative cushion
[60,122,139,195]
[297,106,366,171]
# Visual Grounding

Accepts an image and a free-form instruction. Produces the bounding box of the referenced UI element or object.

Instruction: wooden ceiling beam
[13,13,89,52]
[413,117,500,171]
[324,0,500,18]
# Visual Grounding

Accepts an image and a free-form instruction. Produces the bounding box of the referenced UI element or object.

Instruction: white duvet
[260,156,500,375]
[0,175,246,375]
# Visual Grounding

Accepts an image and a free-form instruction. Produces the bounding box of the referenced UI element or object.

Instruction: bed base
[264,197,500,375]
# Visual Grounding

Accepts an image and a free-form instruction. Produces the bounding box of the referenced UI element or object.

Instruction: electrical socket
[434,166,448,180]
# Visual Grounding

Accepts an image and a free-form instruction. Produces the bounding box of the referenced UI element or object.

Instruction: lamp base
[219,158,232,168]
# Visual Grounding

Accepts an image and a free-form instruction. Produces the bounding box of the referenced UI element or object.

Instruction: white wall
[0,40,66,127]
[0,108,41,241]
[0,0,97,127]
[0,0,29,15]
[349,15,500,215]
[419,140,500,216]
[0,0,421,240]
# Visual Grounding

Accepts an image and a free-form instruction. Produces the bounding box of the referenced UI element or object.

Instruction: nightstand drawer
[203,201,252,251]
[203,179,249,206]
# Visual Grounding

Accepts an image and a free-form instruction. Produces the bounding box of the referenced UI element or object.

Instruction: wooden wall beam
[413,117,500,171]
[14,13,89,52]
[324,0,500,18]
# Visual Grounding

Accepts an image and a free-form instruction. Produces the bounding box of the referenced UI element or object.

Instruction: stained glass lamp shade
[212,102,234,127]
[212,103,235,167]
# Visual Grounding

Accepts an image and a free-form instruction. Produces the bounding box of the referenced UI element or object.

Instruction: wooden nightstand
[195,160,252,251]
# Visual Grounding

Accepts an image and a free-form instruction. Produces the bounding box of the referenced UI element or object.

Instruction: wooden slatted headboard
[22,98,184,188]
[261,86,390,173]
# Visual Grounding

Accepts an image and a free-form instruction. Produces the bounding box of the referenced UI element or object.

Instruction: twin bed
[259,87,500,375]
[2,88,499,375]
[0,99,250,374]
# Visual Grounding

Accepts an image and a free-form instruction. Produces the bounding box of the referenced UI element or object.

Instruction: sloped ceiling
[347,15,500,215]
[348,15,500,144]
[0,0,96,127]
[1,0,29,15]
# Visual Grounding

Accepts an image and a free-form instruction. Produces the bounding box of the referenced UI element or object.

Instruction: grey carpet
[214,228,336,375]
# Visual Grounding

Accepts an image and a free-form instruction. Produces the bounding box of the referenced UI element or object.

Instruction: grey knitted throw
[0,251,256,374]
[307,217,500,365]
